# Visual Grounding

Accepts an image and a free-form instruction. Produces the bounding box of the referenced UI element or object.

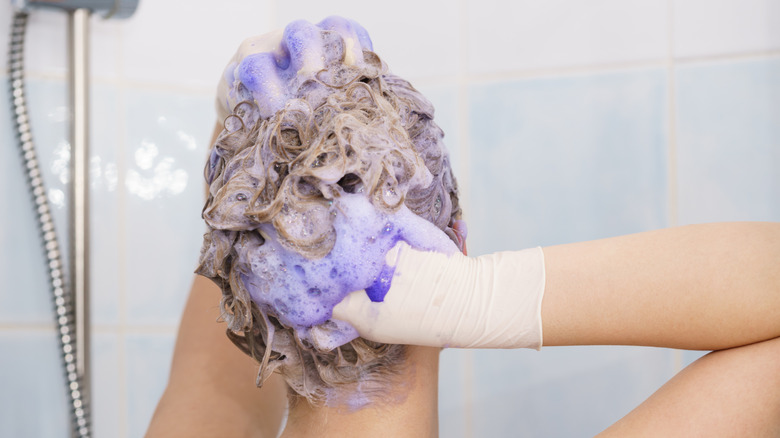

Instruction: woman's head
[197,17,462,407]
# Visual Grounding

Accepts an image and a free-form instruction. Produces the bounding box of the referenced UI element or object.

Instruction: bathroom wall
[1,0,778,436]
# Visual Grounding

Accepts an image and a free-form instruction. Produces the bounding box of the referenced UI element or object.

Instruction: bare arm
[146,276,287,437]
[598,336,780,437]
[147,122,288,437]
[542,222,780,349]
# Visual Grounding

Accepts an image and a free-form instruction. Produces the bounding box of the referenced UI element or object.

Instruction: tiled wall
[1,1,778,437]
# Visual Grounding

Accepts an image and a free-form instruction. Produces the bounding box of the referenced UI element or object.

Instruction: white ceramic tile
[92,332,121,437]
[120,0,273,89]
[125,333,175,438]
[468,69,668,255]
[673,0,780,58]
[1,2,13,64]
[676,58,780,224]
[467,0,668,75]
[0,330,70,438]
[274,1,461,80]
[7,6,121,80]
[89,15,122,81]
[471,347,675,436]
[122,88,212,326]
[23,9,68,78]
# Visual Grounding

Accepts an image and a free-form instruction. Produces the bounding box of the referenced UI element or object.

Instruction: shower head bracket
[12,0,139,19]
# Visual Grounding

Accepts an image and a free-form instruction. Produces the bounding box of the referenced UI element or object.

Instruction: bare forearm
[147,276,287,437]
[542,222,780,349]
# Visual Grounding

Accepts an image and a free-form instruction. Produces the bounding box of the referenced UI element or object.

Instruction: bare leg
[540,223,780,435]
[542,222,780,349]
[597,336,780,437]
[148,276,288,437]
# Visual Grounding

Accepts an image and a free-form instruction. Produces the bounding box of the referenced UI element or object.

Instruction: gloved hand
[332,242,546,349]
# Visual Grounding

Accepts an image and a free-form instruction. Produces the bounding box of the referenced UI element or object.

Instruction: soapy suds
[241,194,456,349]
[216,17,380,122]
[198,16,462,407]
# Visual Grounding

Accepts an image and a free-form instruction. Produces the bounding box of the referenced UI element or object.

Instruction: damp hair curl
[196,44,461,406]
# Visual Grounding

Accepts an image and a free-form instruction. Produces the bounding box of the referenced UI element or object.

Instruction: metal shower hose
[8,11,91,438]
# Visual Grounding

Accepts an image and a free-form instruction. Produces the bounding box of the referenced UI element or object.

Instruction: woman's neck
[280,346,440,438]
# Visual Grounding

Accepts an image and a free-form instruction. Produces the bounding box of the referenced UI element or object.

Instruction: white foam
[243,193,457,347]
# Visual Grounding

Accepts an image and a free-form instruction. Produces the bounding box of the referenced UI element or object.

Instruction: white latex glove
[332,242,546,349]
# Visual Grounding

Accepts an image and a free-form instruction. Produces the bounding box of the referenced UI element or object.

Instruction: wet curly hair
[196,37,461,406]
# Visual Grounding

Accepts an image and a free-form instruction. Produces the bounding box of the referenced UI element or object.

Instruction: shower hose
[8,11,91,438]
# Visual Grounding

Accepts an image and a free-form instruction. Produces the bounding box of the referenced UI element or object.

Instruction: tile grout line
[666,2,679,233]
[0,321,171,334]
[457,1,474,437]
[115,21,129,438]
[2,69,218,95]
[0,323,177,333]
[0,323,58,332]
[457,47,780,85]
[11,51,780,98]
[674,48,780,66]
[468,59,669,84]
[667,0,683,376]
[457,0,471,243]
[462,350,475,438]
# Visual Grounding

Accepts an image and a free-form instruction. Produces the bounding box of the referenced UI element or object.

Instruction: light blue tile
[92,332,120,437]
[0,76,48,323]
[1,77,121,326]
[676,57,780,224]
[471,346,675,437]
[24,79,71,259]
[91,84,121,325]
[0,330,69,438]
[439,348,468,438]
[680,349,709,369]
[0,77,121,326]
[467,70,668,254]
[123,88,213,326]
[0,78,69,323]
[125,332,176,438]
